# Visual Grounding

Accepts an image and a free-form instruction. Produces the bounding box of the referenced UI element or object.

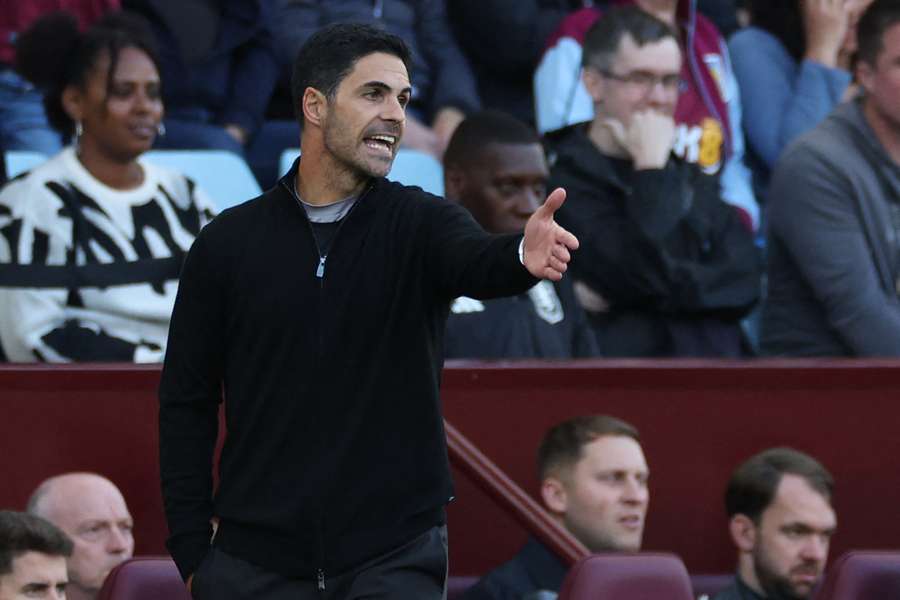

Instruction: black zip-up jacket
[159,163,536,584]
[546,124,762,357]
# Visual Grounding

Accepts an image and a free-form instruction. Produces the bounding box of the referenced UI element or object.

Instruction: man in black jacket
[713,449,836,600]
[546,6,760,357]
[159,23,579,600]
[443,110,599,359]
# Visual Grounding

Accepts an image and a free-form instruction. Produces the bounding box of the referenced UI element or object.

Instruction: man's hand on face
[602,110,676,171]
[523,187,580,281]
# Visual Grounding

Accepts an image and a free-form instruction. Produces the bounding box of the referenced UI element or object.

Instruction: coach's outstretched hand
[523,187,579,281]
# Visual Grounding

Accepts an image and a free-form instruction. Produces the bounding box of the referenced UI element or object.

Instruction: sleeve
[424,200,536,301]
[728,28,851,169]
[768,144,900,356]
[552,163,761,316]
[415,0,481,116]
[718,43,760,231]
[448,1,569,75]
[534,37,594,134]
[158,230,227,580]
[269,0,320,67]
[218,0,282,137]
[0,181,160,362]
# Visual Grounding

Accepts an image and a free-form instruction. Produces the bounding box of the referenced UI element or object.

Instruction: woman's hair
[14,11,161,139]
[747,1,805,62]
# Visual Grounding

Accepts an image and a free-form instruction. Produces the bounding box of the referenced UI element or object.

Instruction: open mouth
[363,134,397,156]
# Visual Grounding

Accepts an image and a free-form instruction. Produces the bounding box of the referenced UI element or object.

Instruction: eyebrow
[359,80,412,96]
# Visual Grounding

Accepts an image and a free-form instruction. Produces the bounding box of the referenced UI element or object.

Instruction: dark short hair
[291,23,412,126]
[725,448,834,522]
[857,0,900,66]
[537,415,640,481]
[582,5,678,71]
[443,110,540,170]
[14,11,160,139]
[0,511,73,577]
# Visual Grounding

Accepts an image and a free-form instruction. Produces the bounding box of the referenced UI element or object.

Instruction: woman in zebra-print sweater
[0,12,215,362]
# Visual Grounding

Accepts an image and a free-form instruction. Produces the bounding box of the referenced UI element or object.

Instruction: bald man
[26,473,134,600]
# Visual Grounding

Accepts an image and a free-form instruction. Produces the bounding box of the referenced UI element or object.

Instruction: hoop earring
[157,122,166,137]
[73,120,83,150]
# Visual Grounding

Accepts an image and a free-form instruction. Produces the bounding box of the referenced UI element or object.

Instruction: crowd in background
[1,0,899,362]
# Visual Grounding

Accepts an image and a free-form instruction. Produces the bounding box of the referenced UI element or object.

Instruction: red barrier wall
[2,361,899,577]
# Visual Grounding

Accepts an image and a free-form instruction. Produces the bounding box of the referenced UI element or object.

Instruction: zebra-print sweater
[0,147,216,362]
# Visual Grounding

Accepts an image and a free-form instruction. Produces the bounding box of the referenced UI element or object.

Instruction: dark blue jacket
[123,0,280,137]
[463,538,567,600]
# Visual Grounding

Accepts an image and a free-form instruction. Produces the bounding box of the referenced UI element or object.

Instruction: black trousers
[191,525,448,599]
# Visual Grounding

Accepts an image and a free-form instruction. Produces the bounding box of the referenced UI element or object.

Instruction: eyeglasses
[596,69,683,93]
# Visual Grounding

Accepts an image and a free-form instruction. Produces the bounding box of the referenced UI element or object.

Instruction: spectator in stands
[535,0,759,231]
[0,511,72,600]
[761,0,900,357]
[0,12,215,363]
[447,1,587,126]
[464,415,648,600]
[443,110,599,359]
[121,0,298,188]
[729,0,872,199]
[271,0,481,159]
[0,2,121,156]
[26,474,133,600]
[547,6,761,357]
[713,448,836,600]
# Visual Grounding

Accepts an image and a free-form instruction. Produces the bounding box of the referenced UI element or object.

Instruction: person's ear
[856,60,875,95]
[541,476,569,515]
[61,84,84,124]
[729,514,757,553]
[582,67,606,104]
[444,166,466,202]
[302,87,328,128]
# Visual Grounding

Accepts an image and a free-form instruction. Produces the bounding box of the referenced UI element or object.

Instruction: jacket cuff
[167,531,212,581]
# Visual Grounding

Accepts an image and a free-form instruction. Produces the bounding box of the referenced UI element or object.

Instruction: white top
[0,147,216,362]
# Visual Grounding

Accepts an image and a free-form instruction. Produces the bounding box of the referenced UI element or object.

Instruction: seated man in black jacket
[464,415,649,600]
[443,110,599,359]
[713,449,837,600]
[547,6,761,357]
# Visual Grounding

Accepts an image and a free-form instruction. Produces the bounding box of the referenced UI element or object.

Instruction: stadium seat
[142,150,261,211]
[448,575,478,599]
[559,553,694,600]
[278,147,444,196]
[692,573,733,599]
[4,150,47,179]
[97,556,191,600]
[815,551,900,600]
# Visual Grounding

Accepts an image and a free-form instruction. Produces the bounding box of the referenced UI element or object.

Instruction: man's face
[751,475,837,599]
[456,142,548,234]
[556,435,650,552]
[860,22,900,136]
[322,52,410,179]
[44,481,134,595]
[0,552,68,600]
[586,34,682,127]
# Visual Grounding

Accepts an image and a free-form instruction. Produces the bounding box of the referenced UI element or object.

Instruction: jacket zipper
[280,176,372,592]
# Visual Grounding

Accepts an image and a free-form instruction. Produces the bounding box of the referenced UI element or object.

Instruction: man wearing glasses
[546,5,761,358]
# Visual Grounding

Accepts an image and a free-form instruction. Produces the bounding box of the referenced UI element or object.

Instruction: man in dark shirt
[159,23,579,600]
[713,449,837,600]
[443,110,598,359]
[464,415,649,600]
[546,6,760,357]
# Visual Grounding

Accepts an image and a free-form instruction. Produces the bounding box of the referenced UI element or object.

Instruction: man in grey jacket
[762,0,900,356]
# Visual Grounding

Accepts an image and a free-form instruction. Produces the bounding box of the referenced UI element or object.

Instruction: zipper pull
[317,568,326,591]
[315,256,326,278]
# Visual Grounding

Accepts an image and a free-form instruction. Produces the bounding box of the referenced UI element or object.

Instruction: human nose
[622,476,648,504]
[800,535,829,563]
[381,96,405,122]
[106,526,132,554]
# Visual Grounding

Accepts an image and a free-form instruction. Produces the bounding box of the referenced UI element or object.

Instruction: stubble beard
[322,113,391,181]
[753,548,818,600]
